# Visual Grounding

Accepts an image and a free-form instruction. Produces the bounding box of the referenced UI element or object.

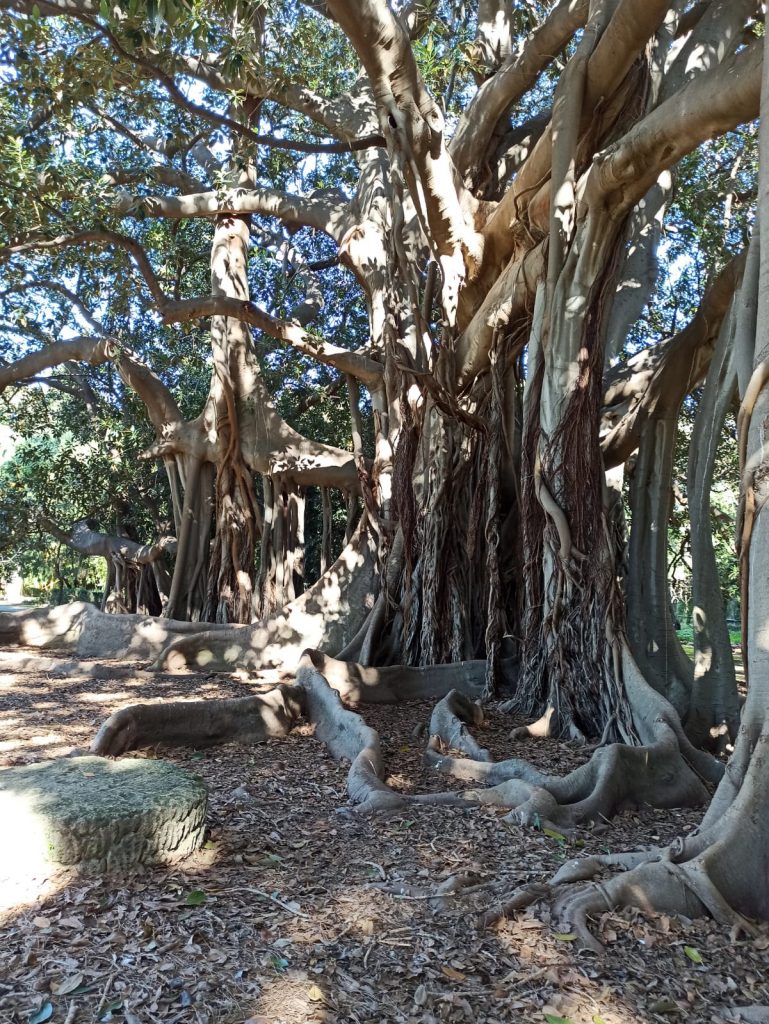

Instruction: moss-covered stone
[0,756,207,872]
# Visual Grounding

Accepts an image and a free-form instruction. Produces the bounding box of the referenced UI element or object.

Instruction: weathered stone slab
[0,756,207,872]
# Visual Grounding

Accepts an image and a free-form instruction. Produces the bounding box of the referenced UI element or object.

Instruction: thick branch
[595,38,762,213]
[161,295,382,385]
[114,187,351,242]
[326,0,482,311]
[1,230,166,307]
[450,0,588,183]
[601,253,745,466]
[0,336,107,394]
[39,517,175,565]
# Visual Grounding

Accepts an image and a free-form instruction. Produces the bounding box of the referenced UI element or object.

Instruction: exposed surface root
[90,684,303,756]
[421,714,711,827]
[426,689,491,761]
[508,704,555,740]
[548,849,759,953]
[301,650,491,704]
[6,656,768,1024]
[88,639,724,862]
[295,656,408,813]
[485,752,767,952]
[89,655,403,811]
[0,602,230,661]
[411,648,724,827]
[0,526,380,675]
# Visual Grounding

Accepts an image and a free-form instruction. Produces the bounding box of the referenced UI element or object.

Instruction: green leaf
[552,932,577,942]
[648,997,678,1014]
[29,1004,53,1024]
[99,999,124,1022]
[31,3,41,16]
[184,889,207,906]
[99,0,110,17]
[543,1015,573,1024]
[592,1017,609,1024]
[684,945,703,964]
[543,827,567,842]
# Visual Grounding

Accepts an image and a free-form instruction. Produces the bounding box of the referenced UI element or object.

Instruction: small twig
[63,1003,77,1024]
[321,921,355,945]
[209,886,310,918]
[95,973,114,1015]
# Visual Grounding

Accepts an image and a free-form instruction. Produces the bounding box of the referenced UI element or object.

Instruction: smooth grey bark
[686,305,741,744]
[625,408,693,717]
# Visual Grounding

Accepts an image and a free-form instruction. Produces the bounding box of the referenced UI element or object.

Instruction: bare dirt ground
[1,652,768,1024]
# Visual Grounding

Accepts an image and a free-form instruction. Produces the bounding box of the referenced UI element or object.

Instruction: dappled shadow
[2,656,769,1023]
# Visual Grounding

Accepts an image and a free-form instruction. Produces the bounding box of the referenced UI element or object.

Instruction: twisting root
[428,690,491,761]
[481,883,552,928]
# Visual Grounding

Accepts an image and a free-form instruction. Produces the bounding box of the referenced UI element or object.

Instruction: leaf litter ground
[1,652,768,1024]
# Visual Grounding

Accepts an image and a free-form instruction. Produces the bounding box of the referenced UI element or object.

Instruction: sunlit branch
[114,187,351,241]
[1,230,166,307]
[161,295,383,385]
[451,0,588,182]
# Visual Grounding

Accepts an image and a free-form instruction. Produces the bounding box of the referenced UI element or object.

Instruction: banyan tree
[2,0,769,943]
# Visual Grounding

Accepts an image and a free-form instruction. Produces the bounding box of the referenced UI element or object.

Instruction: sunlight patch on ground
[243,969,329,1024]
[0,732,63,752]
[0,788,68,915]
[76,690,131,703]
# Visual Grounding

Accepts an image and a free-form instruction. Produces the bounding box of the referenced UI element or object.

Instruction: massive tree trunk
[513,43,769,943]
[202,214,262,623]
